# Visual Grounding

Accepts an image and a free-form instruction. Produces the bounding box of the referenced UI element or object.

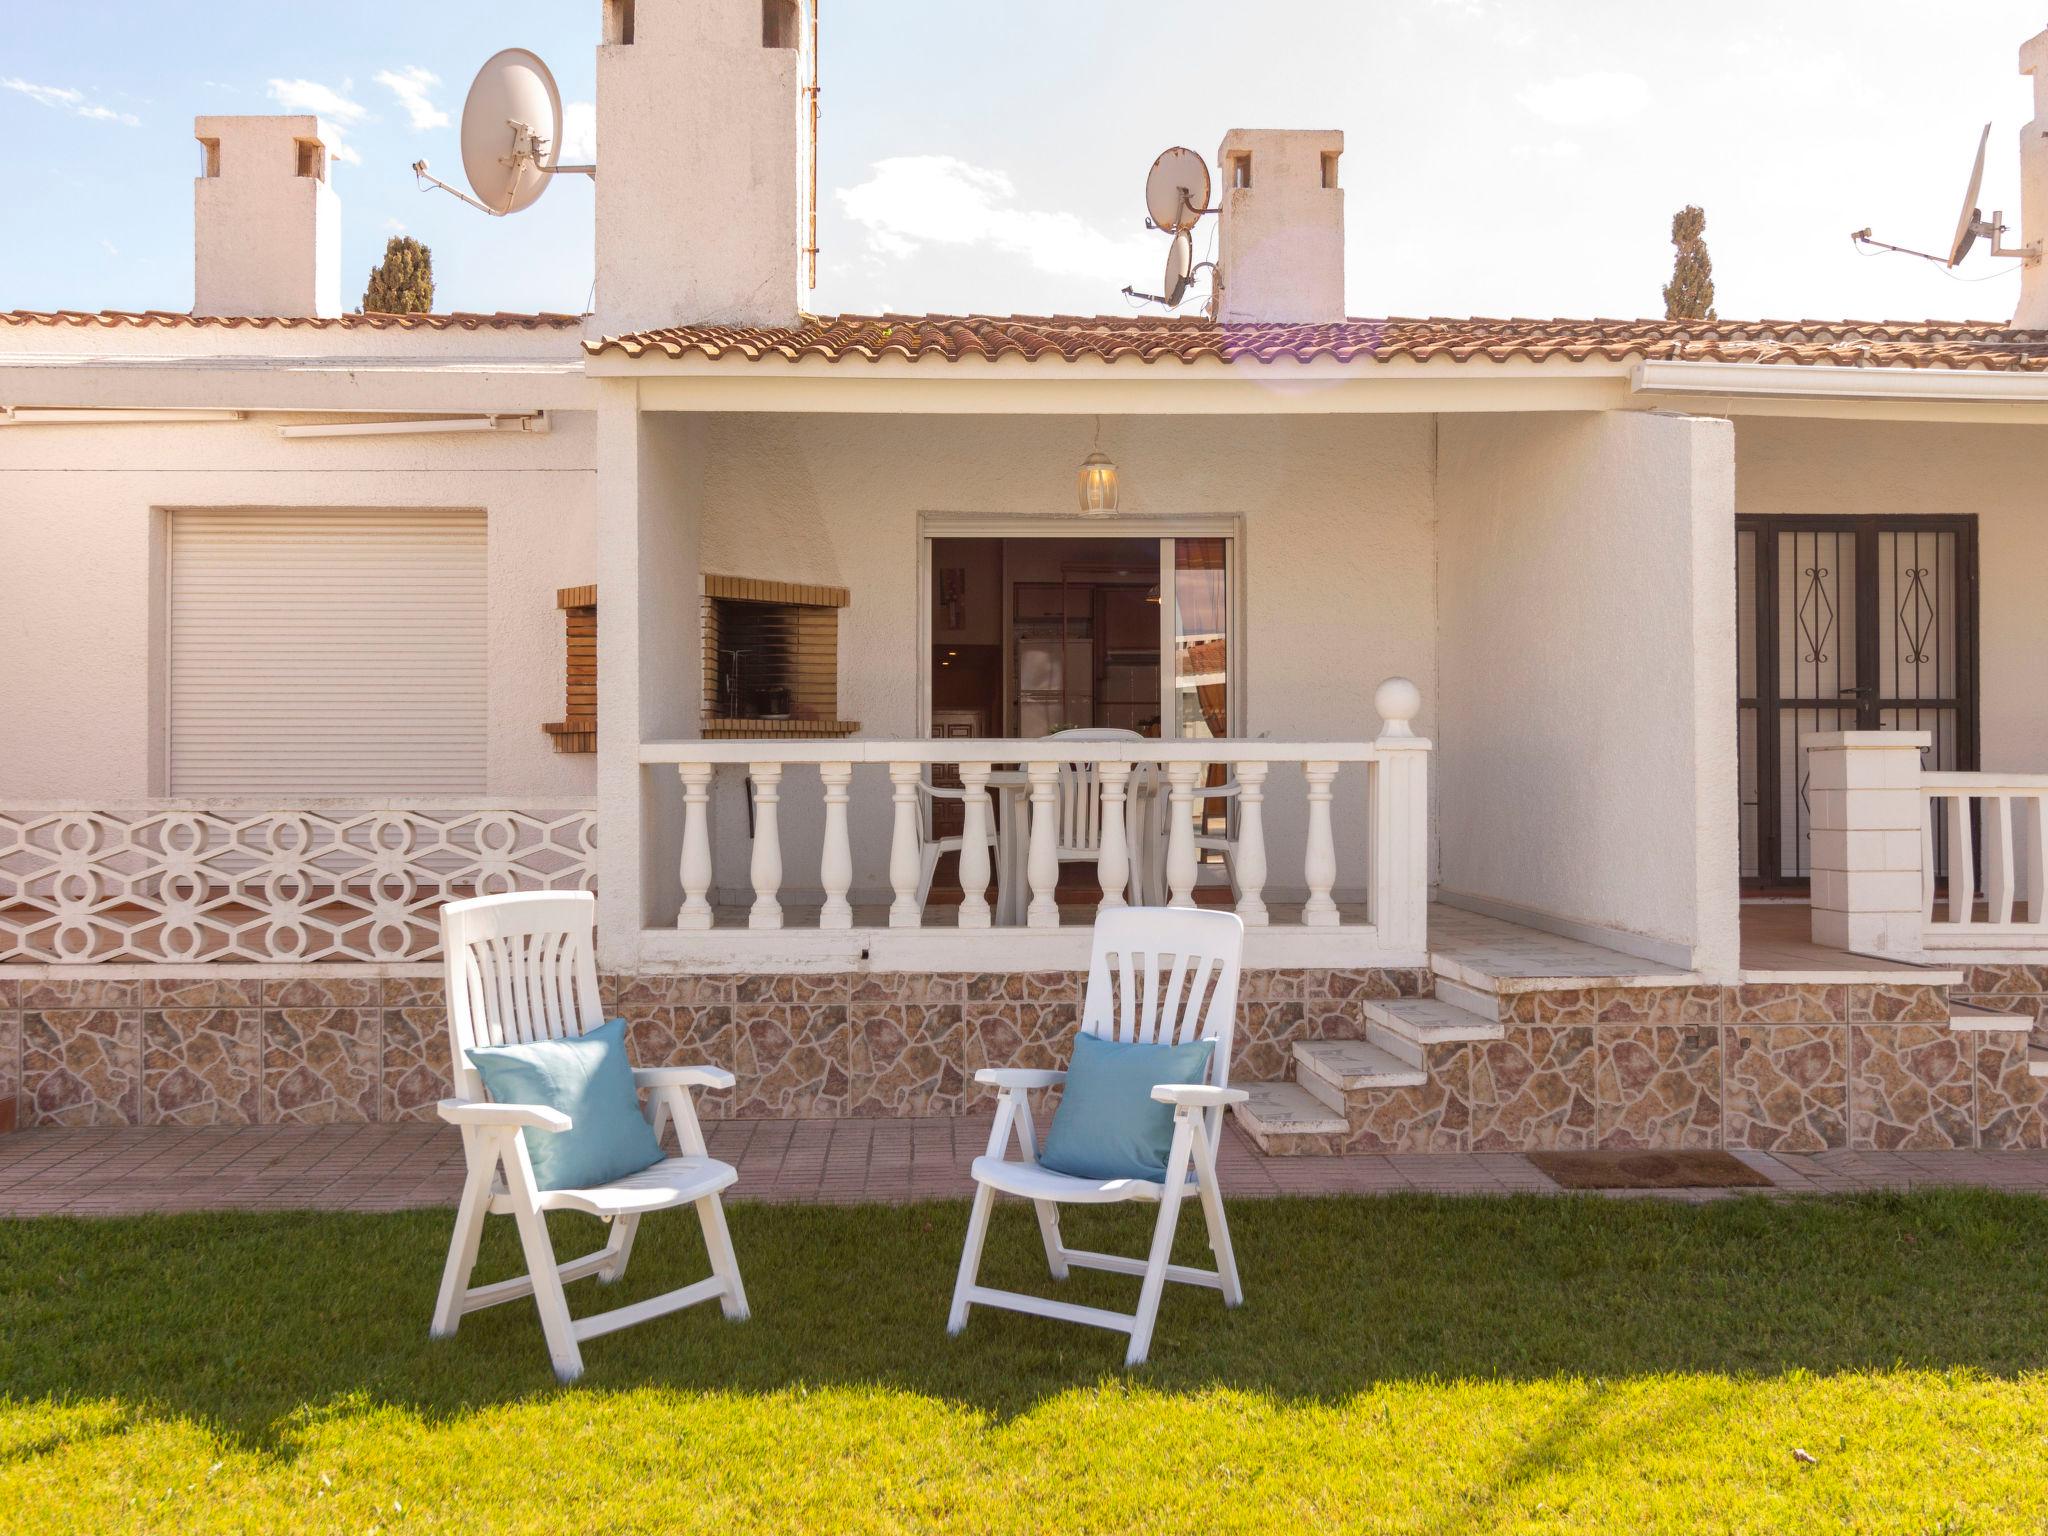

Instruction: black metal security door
[1736,516,1978,886]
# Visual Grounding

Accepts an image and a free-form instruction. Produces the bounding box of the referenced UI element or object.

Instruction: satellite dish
[459,47,563,215]
[1947,122,1992,267]
[1145,146,1211,232]
[1163,229,1193,306]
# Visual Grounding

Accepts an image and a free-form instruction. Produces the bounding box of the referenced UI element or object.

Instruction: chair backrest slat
[442,892,606,1099]
[1047,727,1142,857]
[1079,908,1244,1103]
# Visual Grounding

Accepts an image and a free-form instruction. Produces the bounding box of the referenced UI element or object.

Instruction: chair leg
[596,1213,640,1284]
[696,1193,750,1320]
[1126,1120,1196,1368]
[430,1141,497,1339]
[1189,1116,1243,1307]
[1008,1093,1068,1281]
[948,1180,998,1335]
[510,1200,583,1382]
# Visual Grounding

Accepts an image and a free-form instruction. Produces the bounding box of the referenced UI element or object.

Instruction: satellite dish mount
[411,47,595,217]
[1851,123,2038,267]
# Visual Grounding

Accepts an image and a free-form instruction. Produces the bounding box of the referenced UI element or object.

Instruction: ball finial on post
[1374,676,1421,739]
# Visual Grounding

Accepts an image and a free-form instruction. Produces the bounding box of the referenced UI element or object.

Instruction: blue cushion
[1038,1031,1217,1182]
[464,1016,665,1192]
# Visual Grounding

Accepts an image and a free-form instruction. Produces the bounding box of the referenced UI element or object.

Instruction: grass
[4,1189,2048,1533]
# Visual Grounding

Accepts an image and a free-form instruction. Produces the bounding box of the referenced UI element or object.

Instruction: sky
[4,0,2048,323]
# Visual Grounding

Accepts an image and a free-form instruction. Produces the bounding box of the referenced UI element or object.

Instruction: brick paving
[6,1121,2048,1217]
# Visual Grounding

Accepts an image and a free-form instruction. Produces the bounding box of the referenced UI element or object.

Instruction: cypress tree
[362,235,435,315]
[1662,205,1716,321]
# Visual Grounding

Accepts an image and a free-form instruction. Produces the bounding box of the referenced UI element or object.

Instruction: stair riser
[1364,1020,1426,1071]
[1295,1067,1349,1114]
[1428,975,1501,1020]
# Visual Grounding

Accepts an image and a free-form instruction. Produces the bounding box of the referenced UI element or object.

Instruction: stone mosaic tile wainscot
[143,1008,261,1125]
[22,1010,140,1126]
[1723,1024,1850,1152]
[1849,1024,1975,1150]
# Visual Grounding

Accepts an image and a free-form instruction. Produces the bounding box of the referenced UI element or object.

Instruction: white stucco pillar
[1806,731,1929,956]
[595,385,705,969]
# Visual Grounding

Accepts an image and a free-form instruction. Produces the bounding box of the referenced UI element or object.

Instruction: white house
[5,1,2048,1154]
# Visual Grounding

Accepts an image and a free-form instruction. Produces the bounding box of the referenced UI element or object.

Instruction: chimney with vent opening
[595,0,810,333]
[192,115,341,318]
[1212,128,1345,325]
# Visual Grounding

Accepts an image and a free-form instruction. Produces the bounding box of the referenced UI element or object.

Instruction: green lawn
[5,1189,2048,1533]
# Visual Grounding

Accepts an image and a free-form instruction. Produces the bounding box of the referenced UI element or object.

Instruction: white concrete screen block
[595,0,808,332]
[1214,128,1345,325]
[1806,731,1931,956]
[193,115,340,318]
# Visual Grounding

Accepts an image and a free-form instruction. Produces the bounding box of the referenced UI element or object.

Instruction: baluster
[1096,760,1132,913]
[1921,795,1937,926]
[1027,760,1062,928]
[956,762,994,929]
[676,762,714,930]
[1947,792,1974,926]
[1165,760,1201,908]
[1233,761,1269,926]
[819,761,854,930]
[888,761,922,927]
[748,761,784,930]
[2025,796,2047,927]
[1302,760,1340,926]
[1986,794,2015,926]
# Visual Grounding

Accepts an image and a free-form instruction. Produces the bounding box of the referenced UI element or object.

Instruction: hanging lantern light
[1077,417,1118,514]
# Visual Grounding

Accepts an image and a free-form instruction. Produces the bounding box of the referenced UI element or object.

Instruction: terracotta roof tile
[585,313,2048,371]
[0,309,585,332]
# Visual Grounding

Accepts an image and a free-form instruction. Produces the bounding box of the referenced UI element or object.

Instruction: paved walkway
[6,1121,2048,1216]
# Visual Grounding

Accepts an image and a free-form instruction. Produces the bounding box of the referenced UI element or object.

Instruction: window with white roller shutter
[167,509,487,794]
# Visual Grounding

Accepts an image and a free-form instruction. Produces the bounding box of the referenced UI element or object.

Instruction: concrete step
[1360,996,1506,1068]
[2031,1047,2048,1080]
[1292,1038,1427,1112]
[1949,1002,2035,1033]
[1231,1080,1347,1153]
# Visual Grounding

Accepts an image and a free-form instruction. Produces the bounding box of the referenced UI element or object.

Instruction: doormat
[1528,1150,1775,1191]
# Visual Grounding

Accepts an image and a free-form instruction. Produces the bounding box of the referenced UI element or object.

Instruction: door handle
[1837,685,1873,699]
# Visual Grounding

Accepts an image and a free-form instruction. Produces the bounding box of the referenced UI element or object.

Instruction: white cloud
[3,77,139,126]
[1508,139,1585,162]
[837,155,1152,284]
[382,217,407,233]
[557,101,595,164]
[375,66,447,131]
[266,77,366,164]
[1514,71,1652,128]
[100,238,118,256]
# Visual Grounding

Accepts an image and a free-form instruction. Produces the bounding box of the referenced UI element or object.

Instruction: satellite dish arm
[413,159,506,217]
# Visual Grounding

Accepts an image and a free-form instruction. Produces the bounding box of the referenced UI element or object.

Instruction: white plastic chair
[1047,726,1152,904]
[430,890,749,1382]
[947,905,1247,1366]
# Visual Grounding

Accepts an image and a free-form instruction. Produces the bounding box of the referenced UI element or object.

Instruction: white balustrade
[1921,771,2048,947]
[636,678,1433,958]
[0,801,595,964]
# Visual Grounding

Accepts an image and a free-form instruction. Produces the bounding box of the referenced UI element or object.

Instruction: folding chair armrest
[633,1065,735,1092]
[973,1067,1067,1090]
[437,1098,573,1133]
[1149,1084,1248,1108]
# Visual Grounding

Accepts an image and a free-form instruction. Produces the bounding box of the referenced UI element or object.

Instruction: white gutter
[0,406,245,425]
[1631,358,2048,403]
[274,412,551,439]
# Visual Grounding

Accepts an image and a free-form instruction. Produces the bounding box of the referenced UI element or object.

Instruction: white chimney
[2016,29,2048,327]
[193,115,341,318]
[1212,128,1345,325]
[594,0,809,333]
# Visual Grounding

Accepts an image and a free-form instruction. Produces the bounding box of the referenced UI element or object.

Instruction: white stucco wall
[1734,417,2048,776]
[1436,411,1740,972]
[656,410,1440,911]
[0,411,598,800]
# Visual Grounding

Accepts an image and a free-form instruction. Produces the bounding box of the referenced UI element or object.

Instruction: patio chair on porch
[1047,726,1153,903]
[948,905,1248,1366]
[912,775,1001,913]
[430,891,749,1382]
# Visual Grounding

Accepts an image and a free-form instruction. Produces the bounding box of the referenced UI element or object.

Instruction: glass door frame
[916,513,1245,740]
